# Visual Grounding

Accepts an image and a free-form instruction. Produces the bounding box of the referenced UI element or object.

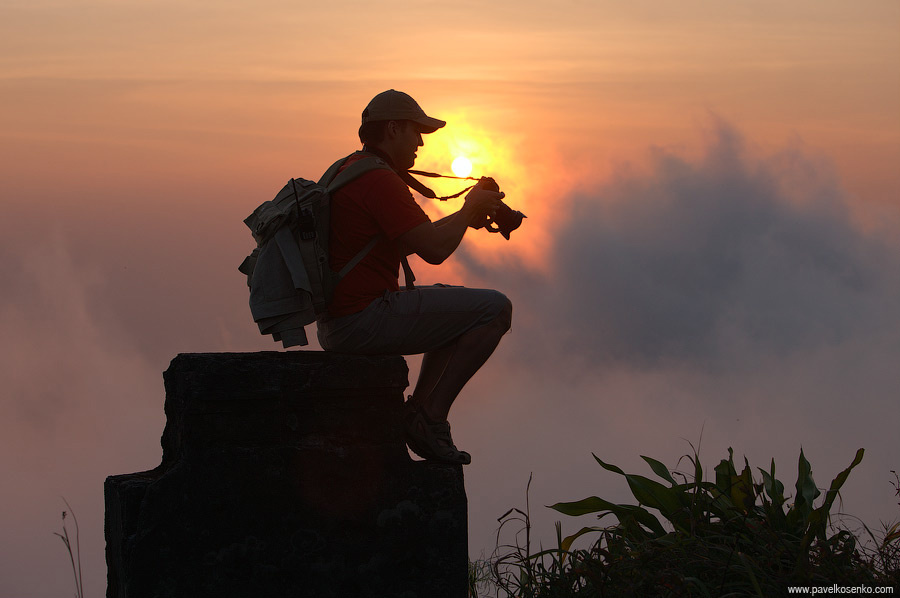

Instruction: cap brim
[413,116,446,134]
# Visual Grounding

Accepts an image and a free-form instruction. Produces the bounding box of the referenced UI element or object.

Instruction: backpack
[238,152,395,348]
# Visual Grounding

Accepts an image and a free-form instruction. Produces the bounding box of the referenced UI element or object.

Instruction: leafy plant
[475,447,900,597]
[469,553,495,597]
[545,447,880,595]
[483,474,584,597]
[472,447,898,597]
[854,471,900,587]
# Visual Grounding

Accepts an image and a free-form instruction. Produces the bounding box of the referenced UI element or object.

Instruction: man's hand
[398,181,505,265]
[462,183,505,226]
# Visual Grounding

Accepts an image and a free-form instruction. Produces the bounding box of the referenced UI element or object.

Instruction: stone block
[105,352,468,598]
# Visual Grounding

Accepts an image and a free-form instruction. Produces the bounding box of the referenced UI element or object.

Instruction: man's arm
[397,186,504,265]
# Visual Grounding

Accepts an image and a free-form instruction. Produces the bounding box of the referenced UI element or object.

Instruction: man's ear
[384,120,401,139]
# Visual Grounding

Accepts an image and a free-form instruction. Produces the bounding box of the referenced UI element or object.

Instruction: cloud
[0,225,170,597]
[450,119,900,558]
[473,118,899,374]
[2,115,897,594]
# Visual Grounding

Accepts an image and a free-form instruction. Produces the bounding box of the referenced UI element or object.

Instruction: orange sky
[2,1,899,595]
[3,0,898,206]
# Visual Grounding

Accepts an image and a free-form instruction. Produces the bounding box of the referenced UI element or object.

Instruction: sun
[451,156,473,178]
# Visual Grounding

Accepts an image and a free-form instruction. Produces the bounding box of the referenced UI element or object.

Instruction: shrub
[480,448,899,597]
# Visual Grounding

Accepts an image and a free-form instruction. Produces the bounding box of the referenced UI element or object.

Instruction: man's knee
[493,293,513,333]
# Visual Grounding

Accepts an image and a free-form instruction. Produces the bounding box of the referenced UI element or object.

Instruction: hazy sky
[2,1,899,595]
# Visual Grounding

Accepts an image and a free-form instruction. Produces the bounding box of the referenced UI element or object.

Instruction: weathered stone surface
[105,352,467,598]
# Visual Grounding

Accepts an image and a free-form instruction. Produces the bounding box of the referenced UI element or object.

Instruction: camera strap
[358,145,477,201]
[403,169,479,201]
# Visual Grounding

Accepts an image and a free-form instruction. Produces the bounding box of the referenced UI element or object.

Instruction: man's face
[390,120,424,170]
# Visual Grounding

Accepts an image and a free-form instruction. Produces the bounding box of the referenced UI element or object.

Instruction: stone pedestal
[105,352,468,598]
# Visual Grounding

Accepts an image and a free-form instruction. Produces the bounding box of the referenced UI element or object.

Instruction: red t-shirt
[327,154,430,317]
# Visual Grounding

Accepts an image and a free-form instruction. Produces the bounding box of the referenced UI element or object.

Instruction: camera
[471,177,526,240]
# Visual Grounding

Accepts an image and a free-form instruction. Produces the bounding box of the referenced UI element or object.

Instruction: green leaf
[758,463,787,530]
[759,458,785,508]
[559,526,602,554]
[549,496,666,537]
[593,454,627,476]
[549,496,612,517]
[693,453,704,486]
[883,521,900,546]
[625,474,685,517]
[731,460,755,513]
[807,448,865,540]
[593,455,687,523]
[715,448,737,494]
[793,448,821,522]
[642,455,677,486]
[616,504,667,537]
[706,486,738,519]
[820,448,864,515]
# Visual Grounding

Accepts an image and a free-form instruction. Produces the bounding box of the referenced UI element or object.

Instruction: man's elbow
[398,222,456,265]
[417,248,450,265]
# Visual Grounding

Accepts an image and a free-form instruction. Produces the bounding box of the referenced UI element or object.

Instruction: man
[316,90,512,465]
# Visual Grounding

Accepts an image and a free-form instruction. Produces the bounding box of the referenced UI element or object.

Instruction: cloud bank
[452,119,900,558]
[473,119,899,375]
[1,117,897,596]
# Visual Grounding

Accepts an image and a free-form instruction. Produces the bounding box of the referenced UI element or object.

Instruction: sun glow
[412,113,566,272]
[414,118,498,202]
[451,156,473,178]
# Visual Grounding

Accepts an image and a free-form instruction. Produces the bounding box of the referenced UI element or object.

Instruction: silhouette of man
[317,90,512,465]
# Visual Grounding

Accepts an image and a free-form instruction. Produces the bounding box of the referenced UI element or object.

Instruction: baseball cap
[361,90,446,134]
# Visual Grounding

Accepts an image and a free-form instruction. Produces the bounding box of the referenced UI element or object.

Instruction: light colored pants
[317,285,510,355]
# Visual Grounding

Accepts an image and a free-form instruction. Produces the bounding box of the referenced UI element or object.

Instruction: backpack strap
[336,236,415,291]
[400,256,416,290]
[317,156,349,187]
[325,152,417,290]
[317,152,389,189]
[337,235,380,280]
[325,153,392,192]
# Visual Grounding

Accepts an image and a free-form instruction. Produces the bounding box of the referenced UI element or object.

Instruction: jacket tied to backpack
[238,153,394,348]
